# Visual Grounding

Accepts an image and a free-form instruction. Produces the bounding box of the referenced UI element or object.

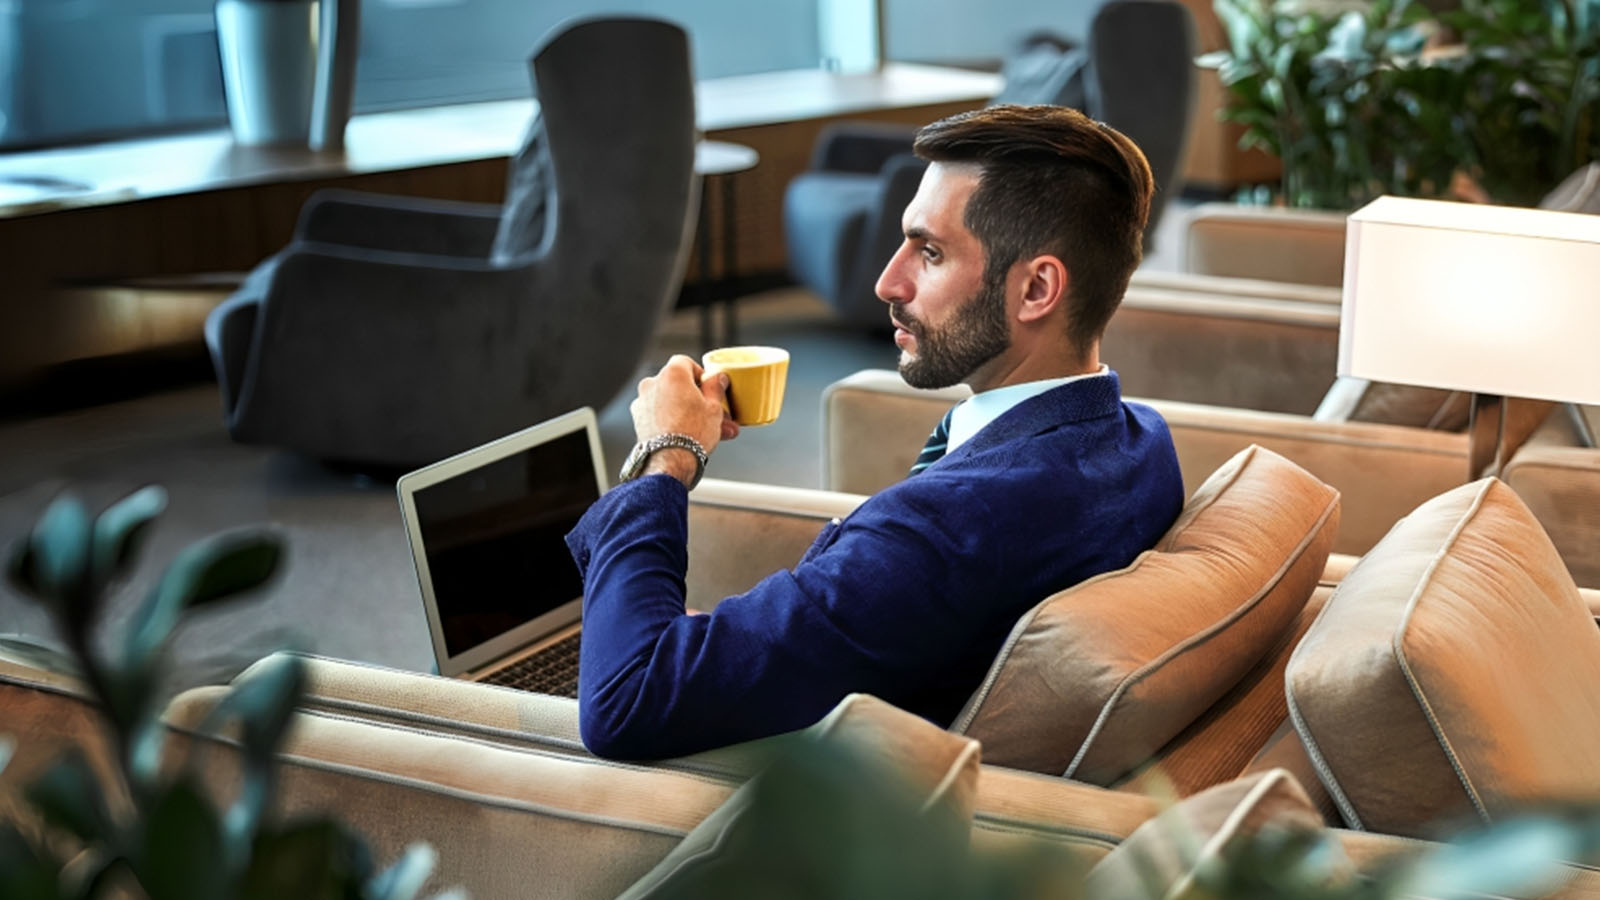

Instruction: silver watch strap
[623,433,708,488]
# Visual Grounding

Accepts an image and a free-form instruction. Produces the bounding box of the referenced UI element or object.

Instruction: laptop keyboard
[482,631,581,698]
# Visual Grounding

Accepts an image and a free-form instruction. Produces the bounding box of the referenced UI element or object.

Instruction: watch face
[619,444,649,482]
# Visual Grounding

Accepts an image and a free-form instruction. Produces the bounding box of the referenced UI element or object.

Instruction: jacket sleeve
[564,472,1002,760]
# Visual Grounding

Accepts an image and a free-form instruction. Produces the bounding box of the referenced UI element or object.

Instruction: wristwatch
[617,433,709,489]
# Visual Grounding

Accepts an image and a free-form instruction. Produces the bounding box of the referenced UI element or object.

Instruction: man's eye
[921,246,940,262]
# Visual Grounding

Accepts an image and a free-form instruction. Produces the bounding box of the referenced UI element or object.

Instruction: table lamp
[1339,196,1600,479]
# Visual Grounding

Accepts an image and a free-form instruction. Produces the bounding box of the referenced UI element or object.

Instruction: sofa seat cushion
[951,445,1340,783]
[1286,478,1600,838]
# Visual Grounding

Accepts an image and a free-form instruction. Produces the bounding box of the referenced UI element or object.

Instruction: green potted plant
[0,485,459,899]
[1202,0,1600,209]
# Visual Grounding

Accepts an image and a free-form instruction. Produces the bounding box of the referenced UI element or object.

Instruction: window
[0,0,822,150]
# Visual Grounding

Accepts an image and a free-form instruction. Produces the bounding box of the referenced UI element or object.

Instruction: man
[566,105,1184,760]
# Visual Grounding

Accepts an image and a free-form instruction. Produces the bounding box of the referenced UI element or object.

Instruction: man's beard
[892,274,1010,389]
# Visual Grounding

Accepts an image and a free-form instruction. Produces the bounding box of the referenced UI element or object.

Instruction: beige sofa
[9,451,1600,896]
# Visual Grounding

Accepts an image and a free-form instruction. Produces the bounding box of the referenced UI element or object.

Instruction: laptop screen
[410,428,601,658]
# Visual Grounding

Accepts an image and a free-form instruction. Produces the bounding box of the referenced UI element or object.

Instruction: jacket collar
[949,369,1123,459]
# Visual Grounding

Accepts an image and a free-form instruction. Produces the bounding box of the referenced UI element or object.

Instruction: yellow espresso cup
[702,346,790,426]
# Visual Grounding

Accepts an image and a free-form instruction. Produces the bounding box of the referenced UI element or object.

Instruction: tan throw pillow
[1286,478,1600,838]
[1084,769,1339,900]
[952,445,1340,783]
[616,693,981,899]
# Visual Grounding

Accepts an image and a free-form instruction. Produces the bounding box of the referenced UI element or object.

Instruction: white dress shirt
[945,364,1111,454]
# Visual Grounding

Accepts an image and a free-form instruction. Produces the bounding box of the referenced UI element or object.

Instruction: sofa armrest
[161,682,734,899]
[822,370,970,494]
[1181,203,1348,287]
[1503,445,1600,589]
[686,478,868,609]
[819,370,1473,556]
[1128,270,1342,307]
[1149,399,1466,556]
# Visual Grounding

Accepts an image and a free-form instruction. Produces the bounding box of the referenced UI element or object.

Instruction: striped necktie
[908,408,955,476]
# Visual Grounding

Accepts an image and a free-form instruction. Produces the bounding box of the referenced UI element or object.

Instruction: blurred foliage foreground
[0,486,459,900]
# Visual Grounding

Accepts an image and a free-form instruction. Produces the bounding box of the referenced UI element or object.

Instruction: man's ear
[1015,255,1069,324]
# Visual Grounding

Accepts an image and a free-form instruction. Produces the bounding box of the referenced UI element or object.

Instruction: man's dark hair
[912,104,1154,356]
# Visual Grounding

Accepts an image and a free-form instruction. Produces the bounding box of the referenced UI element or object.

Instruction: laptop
[396,407,608,698]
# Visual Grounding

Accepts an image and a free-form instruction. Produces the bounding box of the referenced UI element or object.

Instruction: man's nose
[875,243,911,305]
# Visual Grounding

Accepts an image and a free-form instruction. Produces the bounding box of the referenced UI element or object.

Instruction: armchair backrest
[1087,0,1196,238]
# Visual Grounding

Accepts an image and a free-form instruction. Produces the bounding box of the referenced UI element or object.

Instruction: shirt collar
[947,365,1111,454]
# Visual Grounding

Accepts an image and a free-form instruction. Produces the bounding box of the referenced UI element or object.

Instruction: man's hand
[631,355,740,486]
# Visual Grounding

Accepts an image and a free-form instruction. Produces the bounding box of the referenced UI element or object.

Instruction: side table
[692,140,760,351]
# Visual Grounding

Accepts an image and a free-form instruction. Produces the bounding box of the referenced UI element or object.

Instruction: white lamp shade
[1339,196,1600,405]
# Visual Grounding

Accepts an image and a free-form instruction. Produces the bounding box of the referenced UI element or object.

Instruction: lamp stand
[1467,392,1508,480]
[1567,402,1597,448]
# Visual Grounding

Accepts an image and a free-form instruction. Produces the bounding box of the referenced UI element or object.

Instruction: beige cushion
[1286,478,1600,838]
[951,445,1340,783]
[1121,584,1338,808]
[1085,769,1336,900]
[615,694,980,898]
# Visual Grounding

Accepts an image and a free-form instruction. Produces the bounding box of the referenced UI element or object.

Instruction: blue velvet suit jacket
[565,371,1183,759]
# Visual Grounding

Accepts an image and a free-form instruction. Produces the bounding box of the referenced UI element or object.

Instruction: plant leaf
[222,652,305,769]
[5,538,38,600]
[239,819,373,900]
[23,750,114,846]
[124,530,282,670]
[1403,816,1580,899]
[137,780,229,900]
[0,735,13,778]
[21,494,94,628]
[367,843,438,900]
[89,486,167,587]
[201,653,305,847]
[0,825,62,899]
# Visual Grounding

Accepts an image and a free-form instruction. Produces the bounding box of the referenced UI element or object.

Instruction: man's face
[875,163,1011,390]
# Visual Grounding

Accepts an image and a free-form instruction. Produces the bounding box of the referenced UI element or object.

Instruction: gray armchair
[205,17,699,466]
[783,0,1195,329]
